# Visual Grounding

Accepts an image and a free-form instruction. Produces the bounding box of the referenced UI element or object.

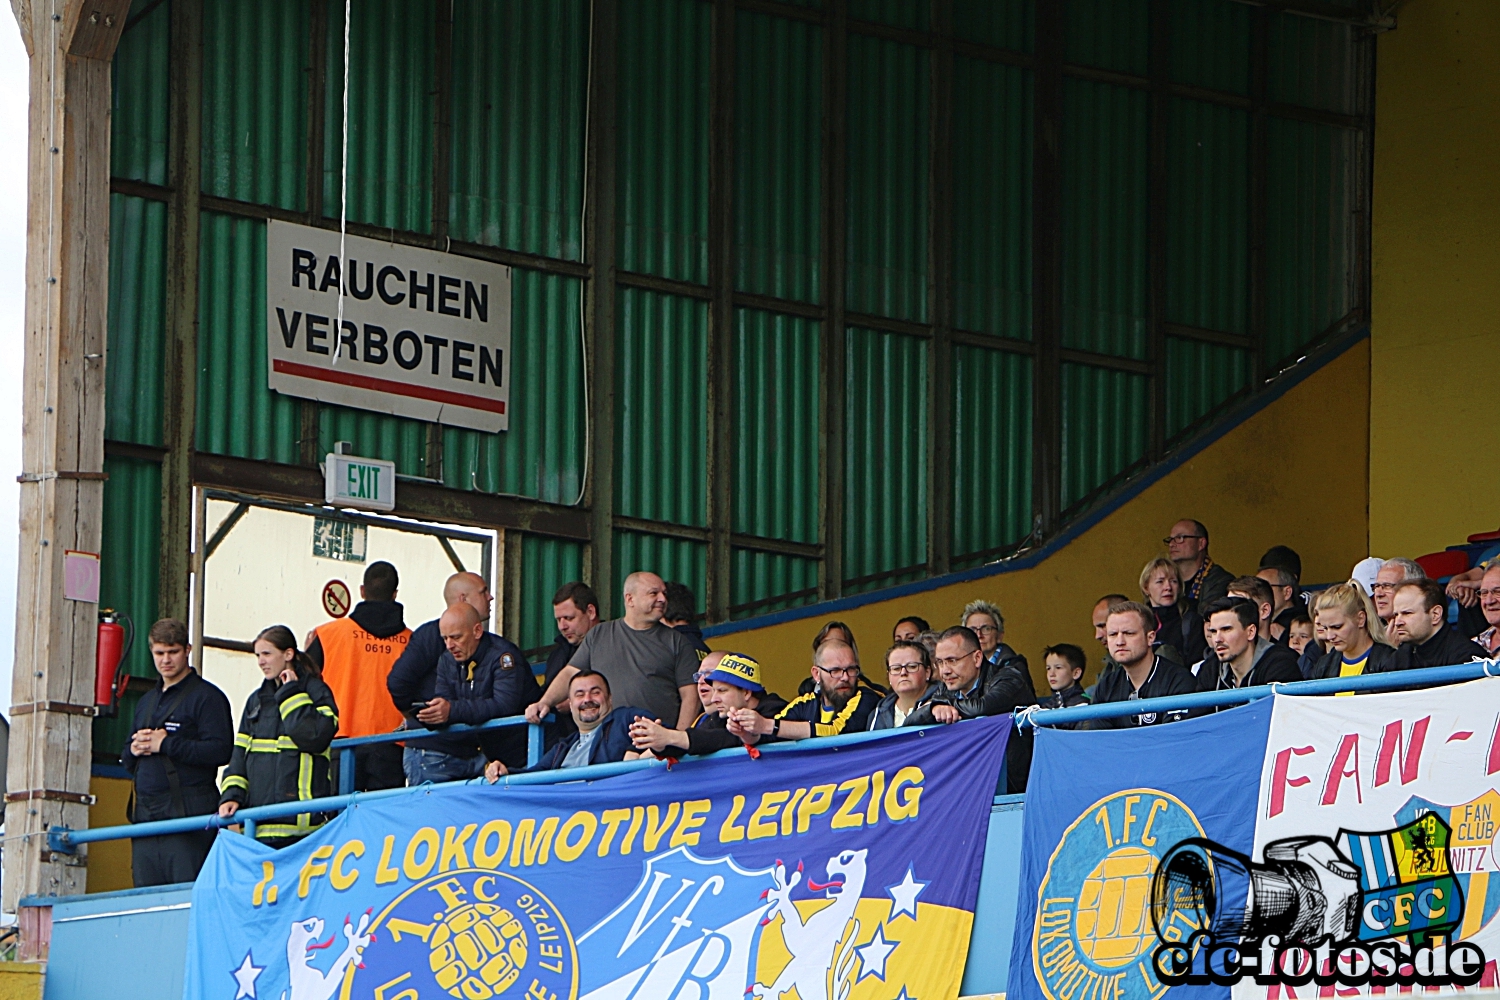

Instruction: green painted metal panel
[1164,337,1250,440]
[1060,362,1148,511]
[1166,98,1248,335]
[846,35,928,323]
[196,212,302,463]
[951,344,1032,564]
[616,288,707,527]
[518,535,584,656]
[106,194,166,447]
[1169,0,1249,96]
[449,0,587,261]
[844,327,927,594]
[444,271,586,504]
[730,550,819,621]
[111,0,169,185]
[323,0,434,233]
[1269,12,1357,115]
[1266,118,1355,367]
[1067,0,1148,76]
[616,0,710,284]
[954,0,1032,52]
[93,456,163,756]
[1062,80,1147,359]
[201,1,310,212]
[953,57,1031,340]
[612,531,706,614]
[317,406,430,477]
[735,11,821,304]
[849,0,927,31]
[733,309,820,544]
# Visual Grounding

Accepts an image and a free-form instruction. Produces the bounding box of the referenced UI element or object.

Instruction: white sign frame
[324,453,397,512]
[266,220,512,432]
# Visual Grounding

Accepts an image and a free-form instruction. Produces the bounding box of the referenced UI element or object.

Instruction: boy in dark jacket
[486,671,643,776]
[1042,643,1090,710]
[413,603,538,781]
[629,653,789,758]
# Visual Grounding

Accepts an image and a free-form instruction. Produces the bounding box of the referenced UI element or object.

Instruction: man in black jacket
[1200,598,1304,692]
[904,626,1037,794]
[661,582,712,658]
[1167,519,1234,612]
[410,603,537,781]
[539,582,601,747]
[486,671,645,777]
[1091,602,1204,727]
[122,618,234,887]
[631,653,788,758]
[1388,580,1487,670]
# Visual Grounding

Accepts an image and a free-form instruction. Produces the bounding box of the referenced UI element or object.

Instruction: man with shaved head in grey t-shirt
[526,571,702,730]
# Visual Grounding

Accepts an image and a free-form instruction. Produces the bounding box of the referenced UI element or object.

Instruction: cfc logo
[1033,790,1206,1000]
[352,869,577,1000]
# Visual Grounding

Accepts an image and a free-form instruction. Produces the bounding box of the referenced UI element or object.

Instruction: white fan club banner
[1245,679,1500,998]
[266,220,513,432]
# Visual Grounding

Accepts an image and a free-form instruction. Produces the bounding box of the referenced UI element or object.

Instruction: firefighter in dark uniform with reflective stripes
[218,626,339,848]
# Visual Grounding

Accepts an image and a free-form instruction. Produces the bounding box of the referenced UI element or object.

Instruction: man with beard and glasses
[728,639,882,743]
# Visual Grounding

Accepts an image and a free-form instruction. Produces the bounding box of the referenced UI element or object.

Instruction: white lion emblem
[279,912,373,1000]
[751,848,868,1000]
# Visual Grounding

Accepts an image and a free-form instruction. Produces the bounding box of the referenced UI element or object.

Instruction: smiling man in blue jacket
[485,670,643,778]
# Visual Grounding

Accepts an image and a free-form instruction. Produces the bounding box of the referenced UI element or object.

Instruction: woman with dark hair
[812,620,858,661]
[218,626,340,847]
[868,641,939,730]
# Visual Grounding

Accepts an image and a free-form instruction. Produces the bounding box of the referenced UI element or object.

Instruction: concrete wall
[1371,1,1500,557]
[710,339,1372,698]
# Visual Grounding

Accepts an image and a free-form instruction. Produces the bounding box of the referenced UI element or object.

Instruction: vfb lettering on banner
[266,220,512,432]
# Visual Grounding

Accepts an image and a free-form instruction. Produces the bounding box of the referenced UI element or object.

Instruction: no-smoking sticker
[322,579,351,618]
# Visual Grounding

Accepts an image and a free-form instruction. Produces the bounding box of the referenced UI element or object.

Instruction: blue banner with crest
[185,717,1009,1000]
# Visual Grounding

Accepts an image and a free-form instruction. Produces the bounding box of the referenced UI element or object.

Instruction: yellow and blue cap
[709,652,764,693]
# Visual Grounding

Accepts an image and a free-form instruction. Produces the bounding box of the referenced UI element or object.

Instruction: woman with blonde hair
[1306,582,1397,682]
[1139,557,1207,668]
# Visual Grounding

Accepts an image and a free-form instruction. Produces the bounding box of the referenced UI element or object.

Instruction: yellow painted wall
[85,776,133,894]
[0,964,44,1000]
[712,342,1372,697]
[1370,1,1500,557]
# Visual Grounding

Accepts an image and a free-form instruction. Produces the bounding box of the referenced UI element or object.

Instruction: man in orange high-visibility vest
[308,561,411,790]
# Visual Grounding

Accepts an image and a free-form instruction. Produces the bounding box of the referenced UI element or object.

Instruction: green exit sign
[324,453,397,511]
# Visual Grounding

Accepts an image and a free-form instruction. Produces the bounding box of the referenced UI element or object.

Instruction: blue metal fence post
[527,723,542,766]
[339,747,356,796]
[243,818,257,839]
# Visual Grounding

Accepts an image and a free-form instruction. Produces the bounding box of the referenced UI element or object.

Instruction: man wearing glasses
[962,599,1026,672]
[1371,557,1425,625]
[904,625,1037,793]
[728,639,879,743]
[1165,519,1234,612]
[1474,564,1500,656]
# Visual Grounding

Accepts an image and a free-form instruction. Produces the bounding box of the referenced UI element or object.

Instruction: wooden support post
[5,0,133,914]
[159,0,203,622]
[705,0,735,623]
[585,0,618,617]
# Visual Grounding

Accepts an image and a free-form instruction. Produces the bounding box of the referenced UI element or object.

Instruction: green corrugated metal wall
[95,457,163,751]
[98,0,1371,758]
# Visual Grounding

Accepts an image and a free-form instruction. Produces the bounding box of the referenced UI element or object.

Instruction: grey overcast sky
[1,19,32,717]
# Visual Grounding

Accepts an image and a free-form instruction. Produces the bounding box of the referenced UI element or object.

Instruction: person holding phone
[218,626,339,848]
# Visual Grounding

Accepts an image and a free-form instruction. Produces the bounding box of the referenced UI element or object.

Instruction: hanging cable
[570,0,595,507]
[332,0,351,366]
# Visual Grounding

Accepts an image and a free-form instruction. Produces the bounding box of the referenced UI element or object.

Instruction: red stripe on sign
[273,359,506,415]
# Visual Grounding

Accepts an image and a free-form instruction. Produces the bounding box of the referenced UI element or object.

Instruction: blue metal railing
[1023,658,1499,728]
[48,660,1500,855]
[328,714,550,795]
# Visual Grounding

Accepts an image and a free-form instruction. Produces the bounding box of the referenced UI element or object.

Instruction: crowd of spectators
[118,516,1499,887]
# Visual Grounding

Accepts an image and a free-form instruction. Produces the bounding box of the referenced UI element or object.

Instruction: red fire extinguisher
[96,609,134,716]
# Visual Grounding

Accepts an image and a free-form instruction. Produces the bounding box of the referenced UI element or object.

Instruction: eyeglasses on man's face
[1162,534,1205,545]
[935,653,977,670]
[817,665,859,679]
[968,623,998,636]
[886,662,926,676]
[1371,582,1398,592]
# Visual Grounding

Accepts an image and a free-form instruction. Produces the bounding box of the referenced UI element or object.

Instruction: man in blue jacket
[407,602,537,782]
[485,670,642,777]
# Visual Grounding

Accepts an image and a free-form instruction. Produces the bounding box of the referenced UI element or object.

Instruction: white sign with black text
[265,220,512,432]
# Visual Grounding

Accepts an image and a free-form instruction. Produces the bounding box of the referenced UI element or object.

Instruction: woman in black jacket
[868,640,940,730]
[1140,557,1207,668]
[218,626,339,848]
[1306,582,1398,681]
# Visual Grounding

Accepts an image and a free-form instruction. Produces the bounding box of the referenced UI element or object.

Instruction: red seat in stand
[1416,550,1469,579]
[1468,529,1500,544]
